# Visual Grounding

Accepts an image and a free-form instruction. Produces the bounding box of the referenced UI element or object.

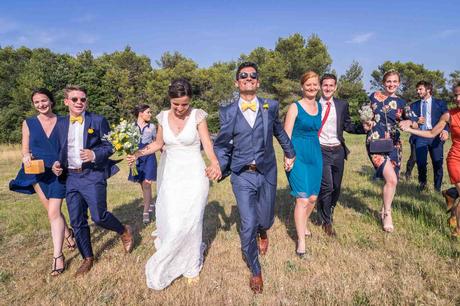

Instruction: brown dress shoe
[249,274,263,294]
[258,232,269,256]
[322,224,337,237]
[74,257,94,277]
[442,189,456,212]
[120,225,134,253]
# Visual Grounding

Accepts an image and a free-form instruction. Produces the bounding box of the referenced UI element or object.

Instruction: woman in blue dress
[9,88,75,276]
[363,70,417,232]
[284,71,323,257]
[128,104,157,224]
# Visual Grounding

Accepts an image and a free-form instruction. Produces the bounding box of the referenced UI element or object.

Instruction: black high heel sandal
[65,228,76,250]
[50,253,65,276]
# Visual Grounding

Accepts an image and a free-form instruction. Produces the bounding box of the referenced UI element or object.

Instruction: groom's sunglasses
[238,72,259,80]
[70,97,87,103]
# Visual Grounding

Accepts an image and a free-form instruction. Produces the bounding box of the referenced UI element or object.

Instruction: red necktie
[318,101,331,136]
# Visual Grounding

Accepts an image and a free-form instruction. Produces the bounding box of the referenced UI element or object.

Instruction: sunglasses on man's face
[238,72,258,80]
[69,97,87,103]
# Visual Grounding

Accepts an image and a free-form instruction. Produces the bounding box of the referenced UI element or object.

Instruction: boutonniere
[88,128,94,134]
[263,103,269,110]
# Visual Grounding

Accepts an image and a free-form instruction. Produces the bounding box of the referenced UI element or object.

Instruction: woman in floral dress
[363,70,417,232]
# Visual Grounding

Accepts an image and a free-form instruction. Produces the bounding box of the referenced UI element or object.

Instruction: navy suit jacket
[332,98,366,159]
[410,98,449,133]
[213,97,295,184]
[56,112,119,179]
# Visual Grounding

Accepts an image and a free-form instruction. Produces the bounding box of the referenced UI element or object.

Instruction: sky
[0,0,458,89]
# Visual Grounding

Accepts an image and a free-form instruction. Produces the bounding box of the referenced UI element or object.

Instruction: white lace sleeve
[195,109,208,125]
[156,111,165,126]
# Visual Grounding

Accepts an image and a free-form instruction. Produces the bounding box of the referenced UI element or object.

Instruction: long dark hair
[132,104,150,117]
[31,88,55,108]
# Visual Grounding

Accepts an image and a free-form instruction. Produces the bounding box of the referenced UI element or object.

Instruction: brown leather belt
[68,168,84,173]
[243,164,258,172]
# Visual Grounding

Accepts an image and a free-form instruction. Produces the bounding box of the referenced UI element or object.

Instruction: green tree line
[1,33,458,143]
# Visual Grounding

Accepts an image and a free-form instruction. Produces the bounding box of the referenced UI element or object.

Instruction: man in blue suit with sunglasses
[214,62,295,294]
[52,85,134,277]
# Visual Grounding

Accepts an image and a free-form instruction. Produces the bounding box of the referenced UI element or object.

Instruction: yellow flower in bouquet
[104,119,141,176]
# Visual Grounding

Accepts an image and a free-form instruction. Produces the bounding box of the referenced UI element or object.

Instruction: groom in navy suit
[410,81,449,191]
[214,62,295,293]
[52,85,133,277]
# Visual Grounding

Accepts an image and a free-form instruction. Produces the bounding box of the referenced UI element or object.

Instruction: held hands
[418,116,426,125]
[284,156,295,172]
[52,161,63,176]
[80,149,95,163]
[398,120,412,131]
[205,162,222,181]
[363,121,374,132]
[440,130,449,141]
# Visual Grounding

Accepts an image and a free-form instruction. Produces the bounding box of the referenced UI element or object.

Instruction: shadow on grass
[274,186,321,244]
[84,197,144,259]
[341,163,448,233]
[203,200,239,260]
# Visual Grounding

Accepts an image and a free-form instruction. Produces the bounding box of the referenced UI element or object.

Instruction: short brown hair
[416,80,433,94]
[382,69,400,83]
[64,85,87,98]
[300,71,319,86]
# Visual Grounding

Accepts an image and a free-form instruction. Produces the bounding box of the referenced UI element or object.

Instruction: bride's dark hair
[168,78,192,99]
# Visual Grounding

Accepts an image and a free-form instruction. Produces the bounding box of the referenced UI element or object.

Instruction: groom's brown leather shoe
[249,274,263,294]
[258,232,268,256]
[74,257,94,277]
[120,225,134,253]
[322,223,337,237]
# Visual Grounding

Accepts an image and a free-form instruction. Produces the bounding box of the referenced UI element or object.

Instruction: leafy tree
[337,61,369,121]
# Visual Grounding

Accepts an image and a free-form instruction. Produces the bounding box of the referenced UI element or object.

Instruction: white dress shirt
[319,97,340,146]
[421,96,433,129]
[238,97,259,128]
[67,112,85,169]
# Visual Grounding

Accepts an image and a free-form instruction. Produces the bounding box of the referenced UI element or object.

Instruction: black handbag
[369,101,394,154]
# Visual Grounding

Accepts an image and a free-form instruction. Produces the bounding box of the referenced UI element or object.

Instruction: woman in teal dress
[9,88,75,276]
[284,71,323,257]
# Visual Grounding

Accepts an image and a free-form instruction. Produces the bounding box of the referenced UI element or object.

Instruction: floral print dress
[366,91,417,178]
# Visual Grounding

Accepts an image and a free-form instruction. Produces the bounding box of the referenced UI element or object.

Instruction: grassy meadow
[1,134,460,305]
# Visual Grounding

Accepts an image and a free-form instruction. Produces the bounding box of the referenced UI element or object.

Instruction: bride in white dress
[128,79,221,290]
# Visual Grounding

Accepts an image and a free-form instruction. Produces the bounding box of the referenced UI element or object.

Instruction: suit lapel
[333,98,341,134]
[61,116,70,166]
[83,112,91,148]
[258,97,268,146]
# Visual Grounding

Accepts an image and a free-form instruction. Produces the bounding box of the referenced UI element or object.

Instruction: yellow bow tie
[241,101,257,112]
[70,115,83,124]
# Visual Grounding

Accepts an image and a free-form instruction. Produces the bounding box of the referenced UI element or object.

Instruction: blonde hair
[64,85,87,98]
[300,71,320,86]
[382,69,400,83]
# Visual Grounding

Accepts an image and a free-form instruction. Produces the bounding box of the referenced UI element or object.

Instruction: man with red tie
[317,74,365,236]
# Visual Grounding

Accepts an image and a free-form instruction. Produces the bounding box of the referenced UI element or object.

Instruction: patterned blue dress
[128,122,157,182]
[9,116,66,199]
[366,91,417,178]
[286,101,323,198]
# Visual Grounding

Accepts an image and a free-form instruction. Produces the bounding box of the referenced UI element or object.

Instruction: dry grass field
[1,134,460,305]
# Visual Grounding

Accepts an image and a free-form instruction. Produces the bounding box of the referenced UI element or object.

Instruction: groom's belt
[67,164,95,173]
[242,164,258,172]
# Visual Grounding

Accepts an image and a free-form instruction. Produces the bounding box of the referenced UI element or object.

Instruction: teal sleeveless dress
[286,101,323,198]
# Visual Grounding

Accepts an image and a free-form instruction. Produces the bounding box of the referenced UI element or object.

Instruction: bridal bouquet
[104,119,141,175]
[358,104,374,123]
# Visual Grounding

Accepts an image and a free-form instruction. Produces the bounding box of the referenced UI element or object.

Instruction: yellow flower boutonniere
[263,103,269,110]
[88,128,94,134]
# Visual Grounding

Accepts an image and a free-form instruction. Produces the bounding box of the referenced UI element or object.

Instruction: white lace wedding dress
[146,108,209,290]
